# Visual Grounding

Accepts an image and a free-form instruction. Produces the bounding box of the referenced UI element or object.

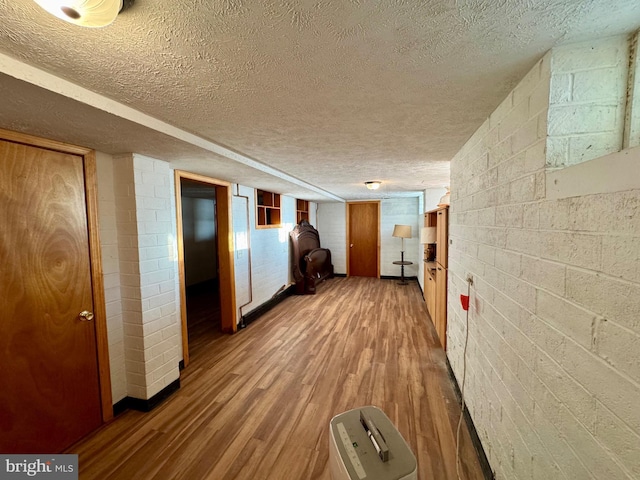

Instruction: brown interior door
[0,139,102,453]
[348,202,379,277]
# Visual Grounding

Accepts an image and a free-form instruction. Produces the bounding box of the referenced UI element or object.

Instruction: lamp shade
[420,227,437,244]
[365,181,381,190]
[392,225,411,239]
[33,0,122,27]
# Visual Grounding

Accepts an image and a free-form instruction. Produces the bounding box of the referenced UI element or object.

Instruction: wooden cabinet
[434,263,448,349]
[425,264,437,318]
[436,208,448,267]
[256,189,281,227]
[423,206,449,349]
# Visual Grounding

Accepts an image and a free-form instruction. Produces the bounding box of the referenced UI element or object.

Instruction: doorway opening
[180,179,222,359]
[175,171,237,368]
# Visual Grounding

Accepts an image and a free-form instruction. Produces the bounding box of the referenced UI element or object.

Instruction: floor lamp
[392,224,412,285]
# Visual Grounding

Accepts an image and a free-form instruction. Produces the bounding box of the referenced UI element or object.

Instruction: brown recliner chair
[290,220,334,294]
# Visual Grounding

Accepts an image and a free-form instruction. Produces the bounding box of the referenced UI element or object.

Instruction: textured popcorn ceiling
[0,0,639,201]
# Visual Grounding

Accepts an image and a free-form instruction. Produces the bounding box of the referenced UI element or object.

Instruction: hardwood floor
[185,279,224,358]
[70,277,486,479]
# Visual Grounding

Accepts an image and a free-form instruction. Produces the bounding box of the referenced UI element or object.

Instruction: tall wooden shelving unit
[423,206,449,349]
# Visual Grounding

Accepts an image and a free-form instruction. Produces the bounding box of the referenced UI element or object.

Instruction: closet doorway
[0,128,112,452]
[347,201,380,277]
[175,171,236,368]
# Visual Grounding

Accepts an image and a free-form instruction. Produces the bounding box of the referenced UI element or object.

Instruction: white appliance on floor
[329,406,417,480]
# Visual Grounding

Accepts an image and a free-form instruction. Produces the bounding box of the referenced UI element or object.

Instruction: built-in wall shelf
[256,189,281,228]
[296,199,309,223]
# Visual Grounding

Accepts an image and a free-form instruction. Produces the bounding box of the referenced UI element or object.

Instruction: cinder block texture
[317,198,421,279]
[239,189,295,316]
[381,198,420,278]
[317,202,347,274]
[448,36,640,480]
[626,30,640,149]
[96,152,127,404]
[113,154,180,401]
[547,36,629,167]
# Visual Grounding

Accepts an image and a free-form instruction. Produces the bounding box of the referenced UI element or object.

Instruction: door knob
[79,310,94,321]
[350,244,354,248]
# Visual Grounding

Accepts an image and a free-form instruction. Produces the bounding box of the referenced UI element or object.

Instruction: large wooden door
[0,138,103,452]
[347,202,379,277]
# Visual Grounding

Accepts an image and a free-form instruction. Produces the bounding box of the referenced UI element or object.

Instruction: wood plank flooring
[185,279,223,358]
[69,277,485,479]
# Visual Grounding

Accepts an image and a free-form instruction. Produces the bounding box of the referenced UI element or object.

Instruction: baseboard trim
[112,397,129,417]
[112,378,181,416]
[380,275,418,282]
[240,284,296,328]
[446,359,495,480]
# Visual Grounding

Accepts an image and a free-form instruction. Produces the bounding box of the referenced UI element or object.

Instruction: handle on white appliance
[360,410,389,462]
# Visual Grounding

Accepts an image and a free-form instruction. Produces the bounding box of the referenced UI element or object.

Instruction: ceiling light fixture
[365,181,381,190]
[33,0,134,28]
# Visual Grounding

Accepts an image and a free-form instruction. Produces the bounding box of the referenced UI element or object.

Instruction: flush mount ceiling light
[364,181,382,190]
[33,0,133,28]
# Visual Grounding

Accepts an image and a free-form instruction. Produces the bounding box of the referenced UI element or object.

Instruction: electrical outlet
[466,273,474,285]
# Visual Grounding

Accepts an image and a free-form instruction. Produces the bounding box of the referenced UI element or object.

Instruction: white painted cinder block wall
[547,36,630,167]
[96,152,127,404]
[628,33,640,148]
[317,202,348,273]
[232,189,252,319]
[317,198,421,278]
[98,167,321,402]
[380,198,421,278]
[111,154,181,401]
[236,185,308,318]
[448,34,640,479]
[424,188,448,211]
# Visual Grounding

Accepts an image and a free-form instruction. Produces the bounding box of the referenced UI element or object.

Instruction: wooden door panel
[0,140,102,453]
[348,202,379,277]
[436,208,448,267]
[425,267,437,320]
